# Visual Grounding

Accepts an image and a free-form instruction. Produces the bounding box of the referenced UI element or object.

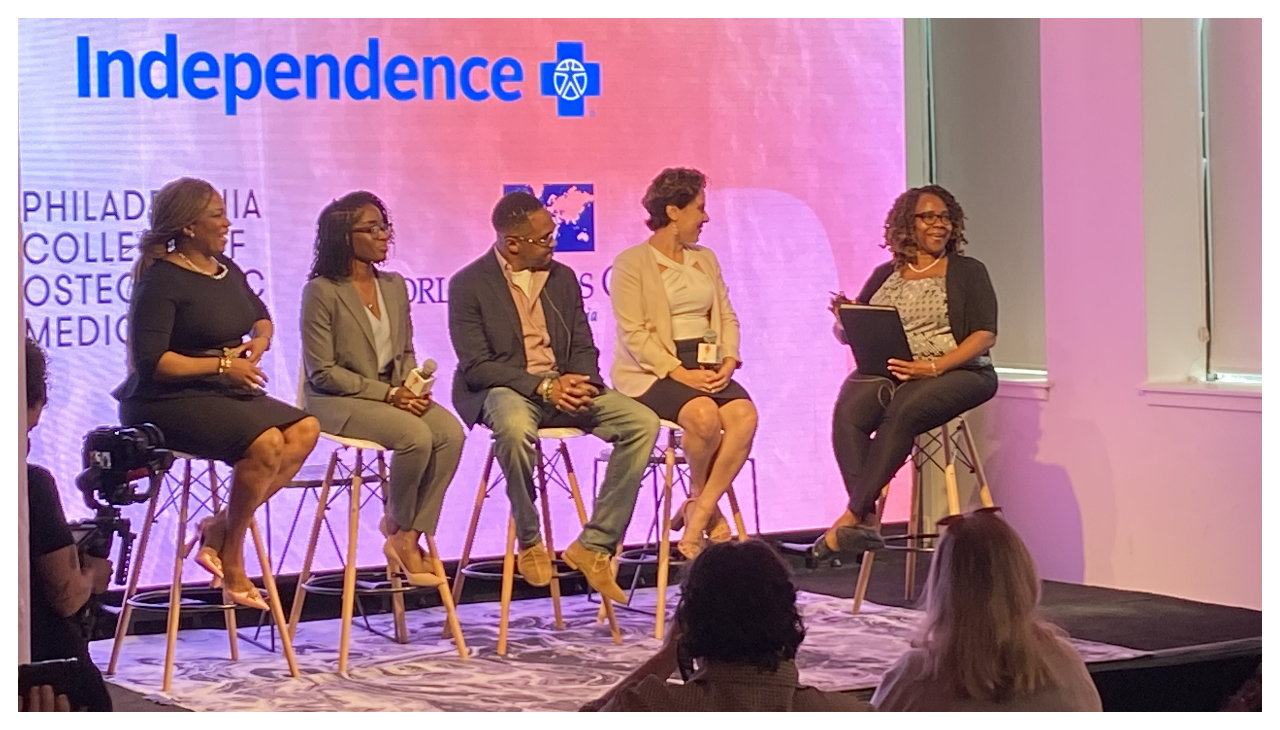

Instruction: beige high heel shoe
[675,501,711,561]
[184,516,224,585]
[383,538,445,588]
[706,505,732,543]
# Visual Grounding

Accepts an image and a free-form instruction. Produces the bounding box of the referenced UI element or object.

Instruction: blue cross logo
[540,41,600,117]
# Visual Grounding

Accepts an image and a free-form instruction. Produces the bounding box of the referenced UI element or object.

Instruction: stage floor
[98,547,1262,712]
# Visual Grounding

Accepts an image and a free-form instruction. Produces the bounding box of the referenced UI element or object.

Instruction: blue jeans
[480,387,660,554]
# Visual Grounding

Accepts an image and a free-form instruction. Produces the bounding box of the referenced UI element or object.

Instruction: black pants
[832,367,998,519]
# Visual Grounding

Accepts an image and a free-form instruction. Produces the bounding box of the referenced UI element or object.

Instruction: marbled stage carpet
[93,588,1147,712]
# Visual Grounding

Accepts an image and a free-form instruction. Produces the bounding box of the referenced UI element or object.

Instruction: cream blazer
[609,242,742,398]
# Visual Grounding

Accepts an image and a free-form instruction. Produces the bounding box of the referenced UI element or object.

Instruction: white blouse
[363,277,395,376]
[651,245,714,341]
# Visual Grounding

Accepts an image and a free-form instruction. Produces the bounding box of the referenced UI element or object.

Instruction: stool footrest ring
[300,570,421,597]
[459,558,582,582]
[618,545,690,567]
[126,587,239,613]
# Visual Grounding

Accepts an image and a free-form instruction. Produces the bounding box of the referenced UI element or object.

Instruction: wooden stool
[851,413,994,613]
[448,427,621,655]
[106,453,299,691]
[590,420,754,636]
[287,433,467,675]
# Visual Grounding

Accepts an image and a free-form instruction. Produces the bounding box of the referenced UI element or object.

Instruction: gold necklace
[176,251,228,280]
[907,255,945,274]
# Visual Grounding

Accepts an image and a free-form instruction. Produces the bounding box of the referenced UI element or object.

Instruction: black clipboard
[838,304,913,379]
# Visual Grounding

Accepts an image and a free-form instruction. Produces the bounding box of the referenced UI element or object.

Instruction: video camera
[70,424,175,589]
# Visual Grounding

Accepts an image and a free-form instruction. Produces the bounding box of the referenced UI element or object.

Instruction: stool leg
[655,430,676,640]
[537,442,564,631]
[726,486,749,542]
[959,419,995,508]
[443,444,494,639]
[942,423,962,515]
[108,471,162,675]
[851,552,876,614]
[163,459,194,692]
[497,516,517,656]
[338,449,363,676]
[378,457,408,645]
[248,516,299,677]
[206,460,238,661]
[289,451,338,639]
[426,534,468,659]
[904,451,923,602]
[853,487,892,614]
[560,443,621,644]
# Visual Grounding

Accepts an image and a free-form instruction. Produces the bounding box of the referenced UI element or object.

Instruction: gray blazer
[300,271,417,435]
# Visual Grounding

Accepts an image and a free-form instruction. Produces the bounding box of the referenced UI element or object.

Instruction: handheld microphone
[403,358,438,397]
[696,330,722,370]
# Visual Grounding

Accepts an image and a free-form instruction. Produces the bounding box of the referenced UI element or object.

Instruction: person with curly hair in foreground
[582,540,872,712]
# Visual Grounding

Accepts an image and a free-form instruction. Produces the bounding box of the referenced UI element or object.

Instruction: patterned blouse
[869,270,992,367]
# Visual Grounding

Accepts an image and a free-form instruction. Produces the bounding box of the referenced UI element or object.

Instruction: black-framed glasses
[352,223,391,236]
[936,505,1003,528]
[914,211,954,225]
[509,229,558,248]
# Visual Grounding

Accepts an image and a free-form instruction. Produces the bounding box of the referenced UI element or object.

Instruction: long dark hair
[131,177,216,285]
[881,184,969,268]
[308,191,394,281]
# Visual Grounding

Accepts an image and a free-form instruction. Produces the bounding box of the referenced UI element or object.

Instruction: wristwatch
[386,386,400,403]
[539,377,555,402]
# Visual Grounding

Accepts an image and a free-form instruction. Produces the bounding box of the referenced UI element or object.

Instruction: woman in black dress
[114,177,320,609]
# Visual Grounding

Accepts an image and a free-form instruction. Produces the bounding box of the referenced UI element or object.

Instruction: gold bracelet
[217,355,231,374]
[930,360,939,377]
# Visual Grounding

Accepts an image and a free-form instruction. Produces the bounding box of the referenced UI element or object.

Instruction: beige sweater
[871,638,1103,712]
[609,242,742,398]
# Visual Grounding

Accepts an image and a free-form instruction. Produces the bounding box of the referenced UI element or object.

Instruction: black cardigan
[855,254,998,366]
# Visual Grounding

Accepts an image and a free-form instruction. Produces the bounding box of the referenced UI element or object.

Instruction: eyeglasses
[914,211,954,225]
[935,506,1003,529]
[509,229,558,248]
[352,223,391,236]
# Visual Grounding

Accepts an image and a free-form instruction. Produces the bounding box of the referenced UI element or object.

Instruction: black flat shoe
[834,525,886,555]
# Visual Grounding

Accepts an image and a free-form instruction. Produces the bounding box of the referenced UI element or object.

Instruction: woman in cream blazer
[301,191,465,585]
[610,168,758,560]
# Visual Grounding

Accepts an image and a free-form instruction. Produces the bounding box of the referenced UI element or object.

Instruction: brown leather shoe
[518,542,553,587]
[562,541,627,605]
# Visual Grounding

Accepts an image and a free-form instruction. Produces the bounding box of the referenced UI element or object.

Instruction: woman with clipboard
[815,186,999,563]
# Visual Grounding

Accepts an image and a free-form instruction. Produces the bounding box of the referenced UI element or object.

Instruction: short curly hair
[677,539,806,671]
[882,184,968,267]
[642,167,707,231]
[492,190,545,235]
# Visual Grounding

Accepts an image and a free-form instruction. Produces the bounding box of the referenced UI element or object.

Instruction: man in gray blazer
[448,191,659,604]
[302,191,466,581]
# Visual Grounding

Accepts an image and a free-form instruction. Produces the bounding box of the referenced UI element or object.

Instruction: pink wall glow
[970,19,1261,609]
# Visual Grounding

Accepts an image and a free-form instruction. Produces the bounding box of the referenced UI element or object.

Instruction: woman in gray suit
[301,191,465,584]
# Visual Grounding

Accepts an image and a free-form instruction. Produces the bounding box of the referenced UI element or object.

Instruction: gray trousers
[341,400,466,535]
[479,387,661,554]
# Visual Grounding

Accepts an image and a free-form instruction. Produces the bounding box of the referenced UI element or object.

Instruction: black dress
[113,256,308,464]
[634,338,752,423]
